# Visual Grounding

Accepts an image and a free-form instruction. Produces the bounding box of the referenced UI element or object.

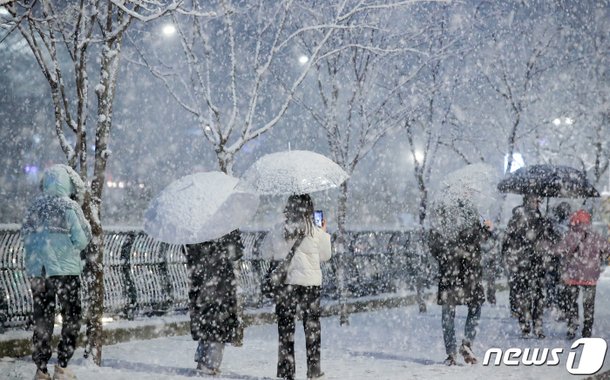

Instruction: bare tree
[534,2,609,191]
[472,2,568,174]
[2,0,183,365]
[387,2,478,312]
[129,0,452,175]
[293,3,432,322]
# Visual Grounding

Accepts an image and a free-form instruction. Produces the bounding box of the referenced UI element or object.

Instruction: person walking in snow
[183,229,244,375]
[546,201,572,319]
[501,194,552,338]
[261,194,332,380]
[428,204,492,366]
[22,164,92,380]
[556,210,610,339]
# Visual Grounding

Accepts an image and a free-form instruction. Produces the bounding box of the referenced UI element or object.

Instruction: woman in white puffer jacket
[261,194,331,380]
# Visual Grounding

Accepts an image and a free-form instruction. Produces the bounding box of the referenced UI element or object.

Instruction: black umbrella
[497,164,600,198]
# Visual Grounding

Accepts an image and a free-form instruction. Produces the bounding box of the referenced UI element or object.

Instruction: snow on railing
[0,227,424,330]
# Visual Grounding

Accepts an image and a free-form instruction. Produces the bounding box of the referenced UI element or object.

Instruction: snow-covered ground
[2,268,609,380]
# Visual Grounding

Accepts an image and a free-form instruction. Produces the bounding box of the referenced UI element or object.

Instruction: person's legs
[276,286,297,380]
[532,272,546,337]
[301,286,323,378]
[463,303,482,345]
[581,285,596,338]
[565,285,579,338]
[197,341,225,372]
[55,276,82,368]
[513,271,531,335]
[508,272,519,317]
[459,303,482,364]
[30,277,56,374]
[441,304,456,356]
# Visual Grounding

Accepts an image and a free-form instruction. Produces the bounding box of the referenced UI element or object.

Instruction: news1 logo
[483,338,608,375]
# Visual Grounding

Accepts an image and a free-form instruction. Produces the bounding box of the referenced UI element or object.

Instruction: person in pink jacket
[557,210,610,339]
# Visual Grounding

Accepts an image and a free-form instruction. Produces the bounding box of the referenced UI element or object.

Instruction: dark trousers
[276,285,322,380]
[513,268,545,333]
[30,276,82,370]
[441,304,481,356]
[565,285,596,337]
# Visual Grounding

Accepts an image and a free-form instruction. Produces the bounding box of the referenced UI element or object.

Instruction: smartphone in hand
[314,210,324,228]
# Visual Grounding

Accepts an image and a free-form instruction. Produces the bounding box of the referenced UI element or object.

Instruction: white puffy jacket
[261,223,332,286]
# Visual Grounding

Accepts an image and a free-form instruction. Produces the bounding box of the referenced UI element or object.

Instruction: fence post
[0,281,6,333]
[120,232,137,320]
[158,242,173,313]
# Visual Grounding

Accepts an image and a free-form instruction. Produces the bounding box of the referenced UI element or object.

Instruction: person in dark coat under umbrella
[428,205,492,366]
[183,229,244,375]
[501,194,554,338]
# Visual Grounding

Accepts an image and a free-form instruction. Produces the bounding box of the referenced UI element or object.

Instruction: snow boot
[34,368,51,380]
[443,354,457,366]
[52,365,76,380]
[196,361,220,376]
[459,342,477,364]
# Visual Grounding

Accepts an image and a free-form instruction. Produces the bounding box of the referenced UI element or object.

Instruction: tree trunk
[335,180,349,325]
[81,193,104,365]
[414,169,428,313]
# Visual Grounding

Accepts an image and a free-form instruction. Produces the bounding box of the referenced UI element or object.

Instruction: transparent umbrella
[430,163,501,238]
[144,171,259,244]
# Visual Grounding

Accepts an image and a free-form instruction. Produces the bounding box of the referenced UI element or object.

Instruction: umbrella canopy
[497,164,599,198]
[237,150,349,195]
[144,171,259,244]
[430,163,500,238]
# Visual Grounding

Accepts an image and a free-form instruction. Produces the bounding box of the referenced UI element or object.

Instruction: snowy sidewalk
[2,270,609,379]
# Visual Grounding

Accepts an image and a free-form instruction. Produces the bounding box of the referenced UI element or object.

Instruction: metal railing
[0,226,429,330]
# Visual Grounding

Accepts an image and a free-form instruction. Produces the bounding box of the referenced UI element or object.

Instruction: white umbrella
[144,171,259,244]
[237,150,349,195]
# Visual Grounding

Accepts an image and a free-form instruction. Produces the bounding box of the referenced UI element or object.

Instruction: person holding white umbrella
[260,194,332,380]
[184,229,244,375]
[144,171,259,375]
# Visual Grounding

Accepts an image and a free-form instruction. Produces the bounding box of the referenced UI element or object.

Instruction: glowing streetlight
[298,55,309,64]
[162,23,176,37]
[552,117,574,126]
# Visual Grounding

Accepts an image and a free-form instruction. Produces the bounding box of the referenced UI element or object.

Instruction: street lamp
[298,55,309,64]
[162,23,176,37]
[552,117,574,126]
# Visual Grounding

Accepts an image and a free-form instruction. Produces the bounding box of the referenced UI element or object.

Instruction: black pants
[565,285,596,337]
[276,285,322,380]
[30,276,82,370]
[513,268,545,333]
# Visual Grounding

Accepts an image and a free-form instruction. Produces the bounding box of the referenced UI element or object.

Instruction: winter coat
[184,229,244,344]
[556,224,610,286]
[428,222,490,306]
[22,165,92,277]
[261,223,332,286]
[501,205,551,276]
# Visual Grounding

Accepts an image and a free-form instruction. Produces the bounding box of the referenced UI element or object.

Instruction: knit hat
[570,209,591,226]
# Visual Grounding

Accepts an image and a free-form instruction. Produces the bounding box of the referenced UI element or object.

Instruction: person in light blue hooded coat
[22,164,91,380]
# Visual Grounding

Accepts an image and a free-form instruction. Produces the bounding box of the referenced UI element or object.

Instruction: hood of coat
[40,164,87,203]
[41,165,75,198]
